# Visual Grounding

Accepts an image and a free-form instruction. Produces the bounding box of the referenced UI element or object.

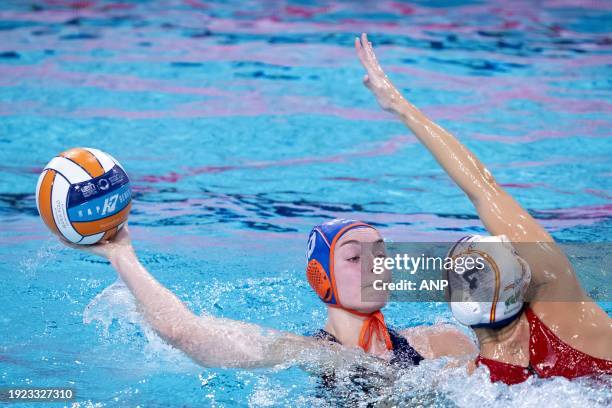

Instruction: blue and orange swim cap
[306,218,374,307]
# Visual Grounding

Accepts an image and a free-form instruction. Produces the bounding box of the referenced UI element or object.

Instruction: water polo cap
[446,235,531,329]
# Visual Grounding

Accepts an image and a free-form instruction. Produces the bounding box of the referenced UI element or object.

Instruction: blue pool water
[1,0,611,406]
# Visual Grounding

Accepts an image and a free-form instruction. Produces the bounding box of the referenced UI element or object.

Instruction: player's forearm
[394,100,499,202]
[108,248,194,343]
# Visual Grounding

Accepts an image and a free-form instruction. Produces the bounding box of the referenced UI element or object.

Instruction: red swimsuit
[476,307,612,385]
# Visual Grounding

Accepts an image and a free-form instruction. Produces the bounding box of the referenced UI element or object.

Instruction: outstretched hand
[355,33,407,113]
[61,224,134,261]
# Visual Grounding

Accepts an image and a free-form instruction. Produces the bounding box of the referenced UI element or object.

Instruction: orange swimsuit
[476,307,612,385]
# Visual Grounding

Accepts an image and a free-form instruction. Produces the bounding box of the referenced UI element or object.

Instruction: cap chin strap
[330,304,393,352]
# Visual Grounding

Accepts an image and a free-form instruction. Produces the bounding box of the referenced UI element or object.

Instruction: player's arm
[355,33,552,243]
[61,227,385,372]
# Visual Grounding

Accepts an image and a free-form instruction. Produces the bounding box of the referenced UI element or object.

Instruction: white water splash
[79,282,611,407]
[82,279,197,372]
[19,238,62,278]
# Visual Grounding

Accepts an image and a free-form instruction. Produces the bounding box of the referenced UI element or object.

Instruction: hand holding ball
[35,147,132,245]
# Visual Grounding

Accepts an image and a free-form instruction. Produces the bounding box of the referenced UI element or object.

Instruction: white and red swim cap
[446,235,531,328]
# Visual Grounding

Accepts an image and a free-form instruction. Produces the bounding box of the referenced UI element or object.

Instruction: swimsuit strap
[312,329,340,343]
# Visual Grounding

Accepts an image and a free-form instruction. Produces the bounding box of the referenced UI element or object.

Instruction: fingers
[359,33,372,67]
[355,36,368,69]
[361,33,384,75]
[116,224,131,243]
[356,34,377,79]
[356,33,386,80]
[117,224,129,237]
[361,33,375,65]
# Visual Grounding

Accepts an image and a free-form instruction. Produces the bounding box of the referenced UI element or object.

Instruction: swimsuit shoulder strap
[388,327,424,367]
[312,329,340,343]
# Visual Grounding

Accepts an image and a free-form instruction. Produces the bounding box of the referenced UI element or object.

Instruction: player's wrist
[108,245,136,265]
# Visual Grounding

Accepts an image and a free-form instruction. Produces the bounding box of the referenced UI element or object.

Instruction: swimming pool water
[1,0,611,406]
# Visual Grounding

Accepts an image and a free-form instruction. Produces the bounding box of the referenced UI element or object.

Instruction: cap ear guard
[306,227,337,305]
[447,250,487,327]
[306,259,333,303]
[451,301,483,326]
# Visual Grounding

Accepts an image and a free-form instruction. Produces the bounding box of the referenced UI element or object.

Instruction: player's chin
[359,286,389,309]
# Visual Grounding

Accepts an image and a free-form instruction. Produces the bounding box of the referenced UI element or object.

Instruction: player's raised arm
[355,33,552,244]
